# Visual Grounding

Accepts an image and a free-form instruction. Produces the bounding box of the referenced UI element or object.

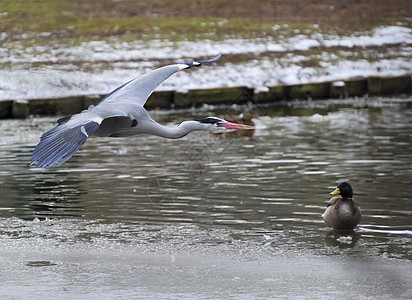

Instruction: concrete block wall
[0,75,411,119]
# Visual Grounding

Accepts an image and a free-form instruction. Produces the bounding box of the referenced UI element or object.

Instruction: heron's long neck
[147,121,202,139]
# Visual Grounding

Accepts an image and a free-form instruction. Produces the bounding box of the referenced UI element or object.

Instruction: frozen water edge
[1,247,411,299]
[0,25,411,101]
[0,218,411,299]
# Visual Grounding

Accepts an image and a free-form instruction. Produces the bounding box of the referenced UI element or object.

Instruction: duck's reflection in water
[324,230,361,249]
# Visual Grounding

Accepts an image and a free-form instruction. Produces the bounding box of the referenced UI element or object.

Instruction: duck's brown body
[322,197,361,230]
[322,182,361,231]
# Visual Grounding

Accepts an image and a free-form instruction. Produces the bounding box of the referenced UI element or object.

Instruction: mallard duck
[322,182,361,231]
[219,110,257,138]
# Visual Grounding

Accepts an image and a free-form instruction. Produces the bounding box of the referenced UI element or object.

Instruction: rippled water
[0,97,411,299]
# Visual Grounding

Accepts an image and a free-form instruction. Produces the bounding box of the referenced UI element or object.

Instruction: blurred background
[0,0,411,100]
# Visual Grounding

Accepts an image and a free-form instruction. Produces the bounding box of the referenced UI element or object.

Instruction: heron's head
[195,117,254,132]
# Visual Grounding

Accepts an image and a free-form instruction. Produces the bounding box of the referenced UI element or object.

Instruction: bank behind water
[1,74,411,119]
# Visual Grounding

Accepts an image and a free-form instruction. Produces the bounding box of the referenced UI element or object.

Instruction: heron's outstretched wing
[30,119,101,168]
[30,107,134,168]
[99,54,222,107]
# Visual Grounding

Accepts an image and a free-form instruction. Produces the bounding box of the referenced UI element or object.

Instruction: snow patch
[0,26,411,100]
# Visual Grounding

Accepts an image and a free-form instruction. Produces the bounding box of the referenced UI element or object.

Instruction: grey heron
[30,54,253,168]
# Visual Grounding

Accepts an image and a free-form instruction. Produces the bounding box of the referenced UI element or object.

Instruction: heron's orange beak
[221,122,254,130]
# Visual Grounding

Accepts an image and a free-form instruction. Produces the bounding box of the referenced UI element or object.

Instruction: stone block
[145,91,174,109]
[368,75,412,95]
[344,79,368,97]
[174,87,252,108]
[255,86,285,103]
[285,82,331,100]
[29,96,84,116]
[329,81,346,98]
[0,100,13,118]
[12,99,30,118]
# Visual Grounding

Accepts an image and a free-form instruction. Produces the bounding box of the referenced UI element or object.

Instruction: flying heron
[30,54,253,168]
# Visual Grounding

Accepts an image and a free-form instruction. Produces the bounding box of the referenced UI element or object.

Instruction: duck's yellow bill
[330,188,341,196]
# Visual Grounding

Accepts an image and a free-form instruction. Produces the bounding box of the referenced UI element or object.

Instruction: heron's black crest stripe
[30,121,100,168]
[196,117,220,124]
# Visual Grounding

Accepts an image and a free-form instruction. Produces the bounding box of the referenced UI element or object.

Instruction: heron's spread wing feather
[99,54,222,108]
[99,65,181,107]
[30,121,100,168]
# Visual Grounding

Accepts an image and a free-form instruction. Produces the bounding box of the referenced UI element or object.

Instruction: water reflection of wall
[11,171,87,220]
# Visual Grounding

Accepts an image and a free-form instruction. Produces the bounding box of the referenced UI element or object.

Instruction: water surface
[0,97,411,299]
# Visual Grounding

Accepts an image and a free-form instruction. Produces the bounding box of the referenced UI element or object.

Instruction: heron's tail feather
[30,121,100,168]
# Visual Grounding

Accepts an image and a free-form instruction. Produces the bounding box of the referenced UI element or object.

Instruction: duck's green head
[330,182,353,199]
